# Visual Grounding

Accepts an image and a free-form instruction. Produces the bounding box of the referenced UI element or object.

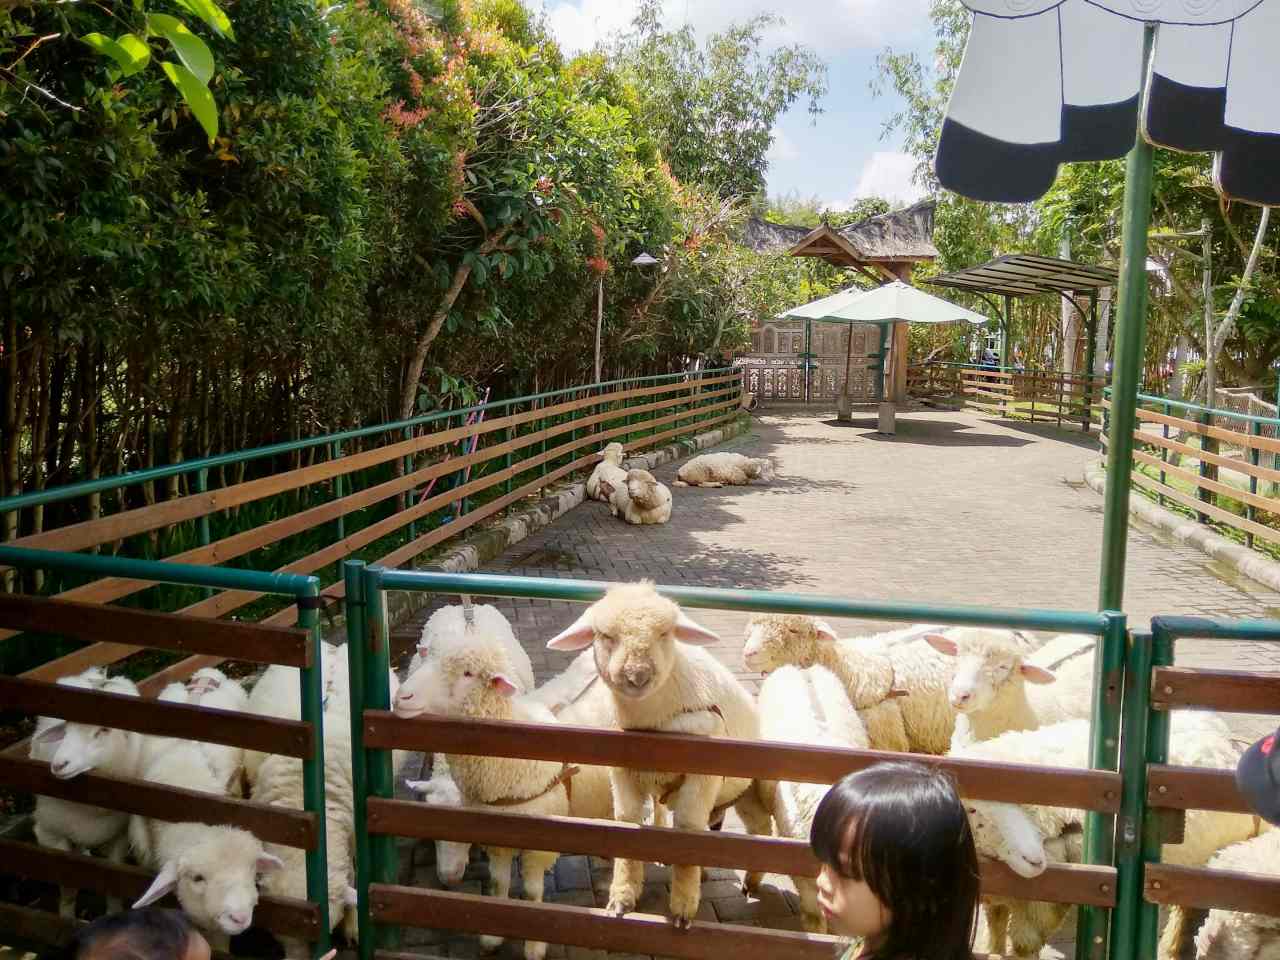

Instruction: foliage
[611,0,828,200]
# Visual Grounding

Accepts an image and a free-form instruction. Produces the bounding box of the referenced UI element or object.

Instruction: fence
[345,564,1125,960]
[0,547,331,956]
[0,368,744,678]
[1111,617,1280,959]
[1100,391,1280,552]
[908,362,1106,430]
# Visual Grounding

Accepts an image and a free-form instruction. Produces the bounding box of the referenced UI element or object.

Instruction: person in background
[63,907,338,960]
[1236,725,1280,825]
[810,761,980,960]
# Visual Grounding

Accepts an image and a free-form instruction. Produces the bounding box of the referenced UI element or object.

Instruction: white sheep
[926,629,1096,748]
[586,442,628,502]
[674,451,774,487]
[598,469,672,525]
[547,582,774,928]
[742,614,958,754]
[181,668,250,795]
[757,664,869,933]
[405,754,473,887]
[952,714,1260,958]
[30,668,145,918]
[393,641,613,960]
[130,739,284,951]
[1193,828,1280,959]
[243,643,343,788]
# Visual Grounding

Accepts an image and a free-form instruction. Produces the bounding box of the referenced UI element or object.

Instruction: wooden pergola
[743,200,940,403]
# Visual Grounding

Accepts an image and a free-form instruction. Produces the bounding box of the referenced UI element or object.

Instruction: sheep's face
[964,800,1048,878]
[741,614,836,674]
[746,458,774,481]
[927,631,1057,712]
[394,649,518,718]
[40,721,129,780]
[138,831,282,937]
[186,668,227,702]
[546,583,720,701]
[603,443,625,465]
[624,470,661,508]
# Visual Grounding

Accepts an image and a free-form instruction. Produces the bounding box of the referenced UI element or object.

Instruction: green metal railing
[1112,616,1280,960]
[0,545,333,957]
[345,563,1123,960]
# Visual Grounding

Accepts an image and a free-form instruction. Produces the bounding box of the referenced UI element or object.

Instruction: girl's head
[810,761,979,960]
[67,908,208,960]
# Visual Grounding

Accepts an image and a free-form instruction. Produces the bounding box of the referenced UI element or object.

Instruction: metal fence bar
[297,583,331,955]
[344,560,375,960]
[362,565,398,951]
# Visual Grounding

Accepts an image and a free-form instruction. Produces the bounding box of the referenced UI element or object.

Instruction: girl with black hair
[810,761,980,960]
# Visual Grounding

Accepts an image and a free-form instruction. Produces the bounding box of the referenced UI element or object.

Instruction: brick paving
[387,408,1280,960]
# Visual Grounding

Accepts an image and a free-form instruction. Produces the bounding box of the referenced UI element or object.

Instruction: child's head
[67,908,209,960]
[810,761,979,960]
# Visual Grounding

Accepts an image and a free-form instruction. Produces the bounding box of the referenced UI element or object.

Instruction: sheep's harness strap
[643,705,725,806]
[485,763,581,807]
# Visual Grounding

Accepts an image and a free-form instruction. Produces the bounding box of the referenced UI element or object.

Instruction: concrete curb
[1083,457,1280,594]
[366,415,753,631]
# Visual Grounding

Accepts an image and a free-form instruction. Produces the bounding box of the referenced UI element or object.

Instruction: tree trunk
[398,228,511,421]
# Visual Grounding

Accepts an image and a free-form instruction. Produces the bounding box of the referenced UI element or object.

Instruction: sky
[541,0,937,213]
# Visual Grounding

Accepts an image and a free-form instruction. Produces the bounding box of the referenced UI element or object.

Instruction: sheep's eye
[462,670,473,678]
[94,728,109,738]
[192,874,205,885]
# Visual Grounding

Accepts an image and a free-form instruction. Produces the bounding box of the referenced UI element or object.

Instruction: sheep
[30,668,145,918]
[243,643,343,788]
[674,451,774,487]
[130,739,284,951]
[598,469,672,525]
[952,714,1260,958]
[406,603,536,694]
[1192,828,1280,959]
[547,582,775,928]
[757,664,869,933]
[393,641,614,960]
[926,629,1096,748]
[586,442,628,502]
[742,614,959,755]
[405,755,473,887]
[181,668,250,795]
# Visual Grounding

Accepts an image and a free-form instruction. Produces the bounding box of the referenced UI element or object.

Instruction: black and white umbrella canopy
[935,1,1280,206]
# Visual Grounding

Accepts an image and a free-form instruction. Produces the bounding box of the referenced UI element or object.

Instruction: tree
[612,0,828,199]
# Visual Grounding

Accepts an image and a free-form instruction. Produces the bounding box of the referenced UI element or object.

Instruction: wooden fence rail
[908,363,1104,429]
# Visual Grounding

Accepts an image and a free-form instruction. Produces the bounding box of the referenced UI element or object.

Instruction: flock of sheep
[390,585,1276,960]
[585,444,775,524]
[29,651,412,958]
[18,442,1275,960]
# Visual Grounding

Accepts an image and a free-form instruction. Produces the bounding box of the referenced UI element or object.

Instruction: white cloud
[766,128,799,164]
[542,0,931,56]
[851,151,925,206]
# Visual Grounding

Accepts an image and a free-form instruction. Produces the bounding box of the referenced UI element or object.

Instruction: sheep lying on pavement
[674,452,774,487]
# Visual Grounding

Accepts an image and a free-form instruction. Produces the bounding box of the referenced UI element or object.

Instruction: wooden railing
[1100,393,1280,551]
[0,370,743,689]
[909,362,1105,430]
[0,592,328,954]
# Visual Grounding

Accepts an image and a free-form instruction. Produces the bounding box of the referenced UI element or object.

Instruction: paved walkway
[389,409,1280,959]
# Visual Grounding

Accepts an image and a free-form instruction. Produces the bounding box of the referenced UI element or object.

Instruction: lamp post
[599,251,659,383]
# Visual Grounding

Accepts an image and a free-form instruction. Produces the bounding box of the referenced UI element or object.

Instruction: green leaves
[161,62,218,143]
[81,33,152,76]
[171,0,237,40]
[149,14,215,84]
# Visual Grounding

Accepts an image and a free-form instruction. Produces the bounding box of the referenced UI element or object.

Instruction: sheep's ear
[547,612,596,651]
[489,674,519,697]
[1020,664,1057,685]
[134,861,179,907]
[405,779,429,793]
[344,885,358,907]
[672,610,720,646]
[416,640,430,657]
[813,620,840,645]
[256,852,285,874]
[34,722,66,746]
[598,478,615,498]
[925,634,958,657]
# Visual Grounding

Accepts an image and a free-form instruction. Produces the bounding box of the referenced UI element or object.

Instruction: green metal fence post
[504,403,514,497]
[297,578,331,957]
[1109,629,1152,960]
[344,561,373,960]
[1077,610,1126,960]
[361,565,399,950]
[539,400,548,478]
[194,468,211,598]
[332,441,345,541]
[1197,410,1212,523]
[1159,401,1169,507]
[1098,23,1156,613]
[1136,628,1175,959]
[1248,421,1260,549]
[1083,293,1099,432]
